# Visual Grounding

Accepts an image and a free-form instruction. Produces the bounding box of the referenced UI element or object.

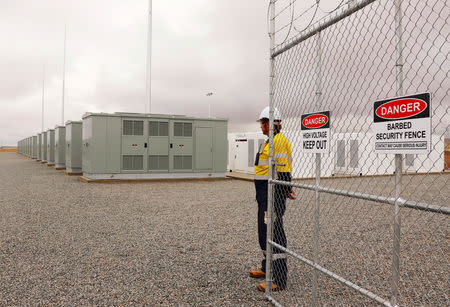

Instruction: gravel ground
[271,173,449,306]
[0,153,266,306]
[1,153,448,306]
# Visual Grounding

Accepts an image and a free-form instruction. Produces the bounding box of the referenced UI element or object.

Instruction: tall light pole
[206,92,213,118]
[41,65,45,131]
[145,0,153,113]
[61,25,67,125]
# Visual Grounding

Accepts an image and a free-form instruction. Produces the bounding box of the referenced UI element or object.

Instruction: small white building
[229,130,445,178]
[227,132,266,174]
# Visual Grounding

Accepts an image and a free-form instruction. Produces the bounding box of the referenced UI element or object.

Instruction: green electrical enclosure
[42,131,48,162]
[65,121,83,173]
[81,112,228,180]
[37,133,42,161]
[54,126,66,169]
[32,135,37,159]
[47,129,55,166]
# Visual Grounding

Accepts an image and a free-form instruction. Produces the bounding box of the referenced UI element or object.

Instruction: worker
[250,106,292,292]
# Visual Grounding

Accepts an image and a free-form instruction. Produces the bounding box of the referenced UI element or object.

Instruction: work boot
[249,269,265,278]
[256,282,285,292]
[287,189,296,200]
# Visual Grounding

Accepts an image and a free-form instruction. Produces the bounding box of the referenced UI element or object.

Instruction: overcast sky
[1,0,278,145]
[2,0,447,145]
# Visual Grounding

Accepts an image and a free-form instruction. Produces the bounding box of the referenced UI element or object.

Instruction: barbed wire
[318,0,347,14]
[274,2,318,36]
[272,0,299,21]
[269,0,353,47]
[278,1,295,46]
[292,1,320,34]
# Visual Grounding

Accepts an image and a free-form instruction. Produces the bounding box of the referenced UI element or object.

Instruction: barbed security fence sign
[300,111,331,153]
[373,93,431,154]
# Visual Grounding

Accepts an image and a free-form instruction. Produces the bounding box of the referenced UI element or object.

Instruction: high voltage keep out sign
[300,111,331,153]
[373,93,431,154]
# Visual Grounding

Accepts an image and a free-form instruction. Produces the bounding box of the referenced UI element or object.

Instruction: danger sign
[300,111,331,153]
[373,93,431,154]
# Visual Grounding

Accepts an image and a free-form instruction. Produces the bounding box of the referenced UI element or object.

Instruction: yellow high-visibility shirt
[254,132,292,180]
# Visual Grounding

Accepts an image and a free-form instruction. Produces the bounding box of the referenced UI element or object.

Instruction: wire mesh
[267,0,449,305]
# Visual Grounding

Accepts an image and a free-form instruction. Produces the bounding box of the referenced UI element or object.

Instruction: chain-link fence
[265,0,449,305]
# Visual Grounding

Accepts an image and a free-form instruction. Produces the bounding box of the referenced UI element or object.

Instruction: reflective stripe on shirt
[254,132,292,175]
[274,153,293,162]
[274,153,288,158]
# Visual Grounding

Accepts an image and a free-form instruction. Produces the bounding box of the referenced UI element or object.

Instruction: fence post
[392,0,404,305]
[312,30,323,307]
[265,0,276,299]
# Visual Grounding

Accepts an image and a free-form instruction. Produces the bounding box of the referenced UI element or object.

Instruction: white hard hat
[257,106,281,122]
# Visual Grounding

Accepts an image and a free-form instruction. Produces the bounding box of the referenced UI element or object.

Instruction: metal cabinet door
[234,140,248,172]
[42,133,47,161]
[66,126,73,167]
[195,127,213,170]
[334,139,360,175]
[121,118,146,172]
[47,133,51,161]
[49,131,55,162]
[54,131,59,164]
[82,119,92,172]
[169,120,193,172]
[38,135,42,160]
[148,119,169,173]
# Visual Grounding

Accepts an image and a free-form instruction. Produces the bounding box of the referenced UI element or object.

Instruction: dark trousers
[254,173,290,288]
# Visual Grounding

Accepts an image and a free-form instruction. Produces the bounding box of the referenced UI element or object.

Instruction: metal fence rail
[266,0,449,305]
[271,179,450,215]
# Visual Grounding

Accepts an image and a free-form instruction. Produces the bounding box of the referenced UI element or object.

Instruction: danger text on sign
[300,111,331,154]
[373,93,431,154]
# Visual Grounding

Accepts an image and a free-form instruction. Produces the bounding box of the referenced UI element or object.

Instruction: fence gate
[265,0,449,306]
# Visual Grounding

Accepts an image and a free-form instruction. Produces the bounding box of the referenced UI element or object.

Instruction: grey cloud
[1,0,273,145]
[6,1,397,145]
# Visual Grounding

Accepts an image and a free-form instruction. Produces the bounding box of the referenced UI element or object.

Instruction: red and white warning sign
[300,111,331,154]
[373,93,431,154]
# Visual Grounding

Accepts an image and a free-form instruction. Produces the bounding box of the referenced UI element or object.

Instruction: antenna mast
[145,0,153,113]
[61,25,66,125]
[41,66,45,131]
